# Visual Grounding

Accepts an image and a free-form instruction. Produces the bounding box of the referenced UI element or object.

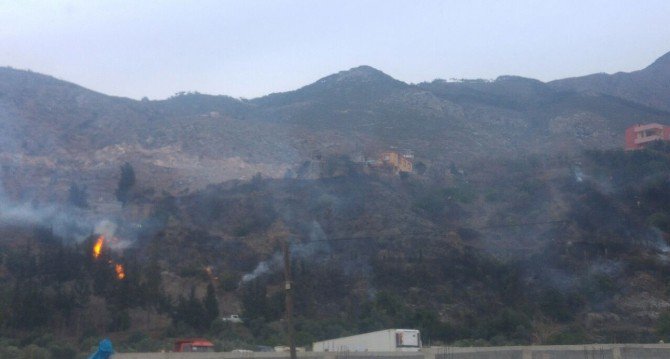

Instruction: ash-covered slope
[549,51,670,112]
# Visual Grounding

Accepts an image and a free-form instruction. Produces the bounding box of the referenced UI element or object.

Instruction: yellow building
[380,151,413,173]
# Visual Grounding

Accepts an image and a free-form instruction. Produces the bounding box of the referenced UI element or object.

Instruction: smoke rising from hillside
[0,187,91,240]
[0,167,123,243]
[241,252,281,283]
[240,220,332,284]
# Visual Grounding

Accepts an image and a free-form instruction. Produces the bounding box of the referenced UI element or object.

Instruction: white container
[312,329,421,352]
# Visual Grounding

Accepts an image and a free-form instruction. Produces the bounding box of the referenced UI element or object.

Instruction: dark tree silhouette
[115,162,136,205]
[68,183,89,208]
[204,283,220,326]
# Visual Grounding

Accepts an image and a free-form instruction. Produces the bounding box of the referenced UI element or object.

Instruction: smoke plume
[240,220,332,284]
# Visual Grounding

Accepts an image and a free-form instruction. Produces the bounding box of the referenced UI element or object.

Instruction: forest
[4,144,670,357]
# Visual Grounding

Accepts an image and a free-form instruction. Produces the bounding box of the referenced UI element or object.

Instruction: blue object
[88,338,114,359]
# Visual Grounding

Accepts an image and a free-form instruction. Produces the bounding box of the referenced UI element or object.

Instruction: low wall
[112,344,670,359]
[430,344,670,359]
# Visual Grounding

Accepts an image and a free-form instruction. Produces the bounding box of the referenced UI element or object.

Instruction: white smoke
[241,252,282,283]
[94,219,131,250]
[94,219,117,238]
[240,221,332,284]
[0,169,127,245]
[573,166,584,182]
[292,220,330,257]
[0,192,91,240]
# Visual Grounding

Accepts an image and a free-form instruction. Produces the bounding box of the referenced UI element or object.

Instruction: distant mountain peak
[317,65,405,86]
[494,75,545,85]
[645,50,670,72]
[344,65,387,76]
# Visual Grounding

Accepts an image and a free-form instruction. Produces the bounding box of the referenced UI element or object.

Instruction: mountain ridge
[1,53,670,201]
[3,50,670,106]
[4,53,670,352]
[549,50,670,111]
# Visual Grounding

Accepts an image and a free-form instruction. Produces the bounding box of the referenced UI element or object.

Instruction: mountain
[253,65,408,108]
[550,51,670,111]
[1,53,670,204]
[6,140,670,351]
[4,53,670,352]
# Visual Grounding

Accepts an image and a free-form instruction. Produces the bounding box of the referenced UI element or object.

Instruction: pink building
[625,123,670,150]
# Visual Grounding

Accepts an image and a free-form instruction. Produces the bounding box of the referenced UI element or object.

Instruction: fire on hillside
[92,234,126,280]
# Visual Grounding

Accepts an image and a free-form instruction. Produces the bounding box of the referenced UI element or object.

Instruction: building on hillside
[625,123,670,150]
[379,150,413,174]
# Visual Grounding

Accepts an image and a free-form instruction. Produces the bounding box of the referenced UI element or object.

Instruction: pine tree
[204,283,220,326]
[68,183,89,208]
[115,162,136,205]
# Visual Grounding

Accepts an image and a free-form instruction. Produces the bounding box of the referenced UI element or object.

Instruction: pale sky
[1,0,669,100]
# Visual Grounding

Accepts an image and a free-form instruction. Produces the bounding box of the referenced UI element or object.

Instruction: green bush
[49,343,77,359]
[0,346,22,359]
[649,212,670,232]
[21,344,51,359]
[545,327,588,344]
[657,310,670,338]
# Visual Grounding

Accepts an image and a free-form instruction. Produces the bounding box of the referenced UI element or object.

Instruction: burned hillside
[3,146,670,350]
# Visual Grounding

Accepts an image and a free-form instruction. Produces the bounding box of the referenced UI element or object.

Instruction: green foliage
[164,283,220,333]
[293,318,350,346]
[412,184,474,224]
[8,282,49,329]
[414,161,427,175]
[219,273,239,292]
[322,155,355,177]
[115,162,136,205]
[204,283,220,325]
[171,288,210,331]
[118,331,165,353]
[649,212,670,232]
[545,327,589,345]
[241,280,283,322]
[48,342,77,359]
[67,183,89,208]
[9,146,670,346]
[108,309,131,332]
[537,289,582,323]
[484,309,531,342]
[657,310,670,339]
[21,344,50,359]
[409,309,458,344]
[0,345,22,358]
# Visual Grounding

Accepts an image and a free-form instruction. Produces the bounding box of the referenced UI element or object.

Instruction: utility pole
[282,240,297,359]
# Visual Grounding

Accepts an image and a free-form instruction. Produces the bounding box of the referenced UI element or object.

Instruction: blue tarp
[88,338,114,359]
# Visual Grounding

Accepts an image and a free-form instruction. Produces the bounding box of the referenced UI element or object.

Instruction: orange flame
[93,236,104,259]
[115,263,126,280]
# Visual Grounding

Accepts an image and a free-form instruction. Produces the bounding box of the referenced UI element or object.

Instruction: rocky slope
[0,52,669,208]
[550,51,670,111]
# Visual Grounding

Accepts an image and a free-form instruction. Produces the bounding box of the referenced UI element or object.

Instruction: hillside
[2,54,670,207]
[4,146,670,354]
[550,51,670,112]
[3,52,670,355]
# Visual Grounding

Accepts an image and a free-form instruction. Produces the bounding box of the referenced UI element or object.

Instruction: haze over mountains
[3,51,670,351]
[550,51,670,112]
[0,51,669,204]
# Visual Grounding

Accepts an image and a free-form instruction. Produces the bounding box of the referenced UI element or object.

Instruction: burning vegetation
[114,263,126,280]
[93,235,104,259]
[4,146,670,348]
[91,233,126,280]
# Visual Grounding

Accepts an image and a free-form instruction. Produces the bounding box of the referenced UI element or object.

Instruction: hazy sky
[1,0,669,100]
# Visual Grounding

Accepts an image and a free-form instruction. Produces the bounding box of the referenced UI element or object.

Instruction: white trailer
[312,329,421,352]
